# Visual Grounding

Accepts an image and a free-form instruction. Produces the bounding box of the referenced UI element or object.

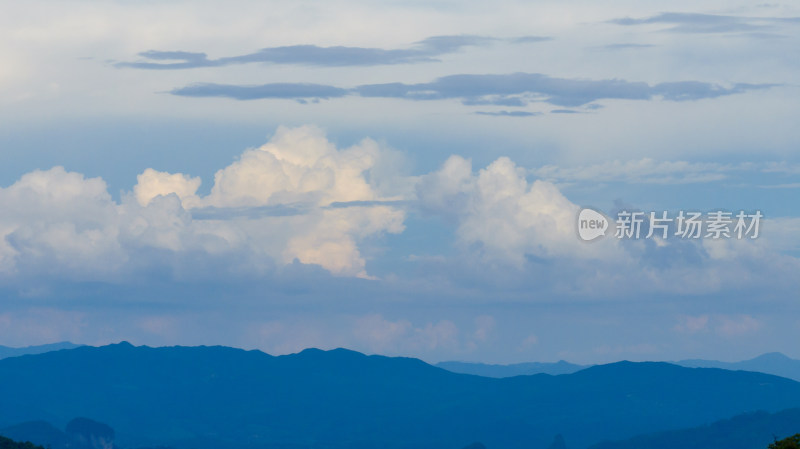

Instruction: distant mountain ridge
[589,407,800,449]
[0,418,114,449]
[435,360,587,377]
[436,352,800,382]
[0,343,83,361]
[676,352,800,382]
[2,343,800,449]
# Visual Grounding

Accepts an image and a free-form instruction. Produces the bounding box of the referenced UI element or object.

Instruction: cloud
[0,126,406,280]
[356,73,774,107]
[352,314,413,353]
[134,168,202,208]
[475,110,541,117]
[674,315,710,333]
[716,315,762,337]
[759,183,800,189]
[352,314,462,354]
[673,314,762,337]
[412,155,800,299]
[608,12,800,34]
[0,126,798,302]
[521,334,539,348]
[532,159,738,184]
[170,73,774,106]
[0,167,126,279]
[117,35,529,69]
[472,315,495,342]
[170,83,350,101]
[511,36,553,44]
[417,155,613,266]
[0,308,87,346]
[762,162,800,175]
[596,43,657,50]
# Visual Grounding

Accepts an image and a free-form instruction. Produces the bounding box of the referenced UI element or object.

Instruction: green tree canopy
[769,434,800,449]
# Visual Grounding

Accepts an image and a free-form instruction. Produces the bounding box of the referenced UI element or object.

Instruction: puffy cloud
[418,155,612,266]
[134,168,201,208]
[282,206,404,278]
[0,126,797,298]
[196,125,405,277]
[0,126,406,281]
[204,125,381,208]
[414,154,800,300]
[0,167,124,279]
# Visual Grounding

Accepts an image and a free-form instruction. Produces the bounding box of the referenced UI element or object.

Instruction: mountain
[0,342,83,361]
[589,407,800,449]
[2,343,800,449]
[0,421,68,449]
[436,360,587,377]
[437,353,800,382]
[677,353,800,382]
[0,418,113,449]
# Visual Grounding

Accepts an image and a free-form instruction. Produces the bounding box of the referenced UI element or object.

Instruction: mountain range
[437,352,800,382]
[677,353,800,383]
[0,343,83,361]
[435,360,586,377]
[2,343,800,449]
[589,407,800,449]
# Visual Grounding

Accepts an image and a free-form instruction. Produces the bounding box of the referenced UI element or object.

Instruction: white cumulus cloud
[0,126,406,280]
[418,155,616,266]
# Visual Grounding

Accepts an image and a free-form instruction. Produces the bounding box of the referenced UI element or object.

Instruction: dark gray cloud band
[170,73,774,107]
[117,35,548,69]
[171,83,349,100]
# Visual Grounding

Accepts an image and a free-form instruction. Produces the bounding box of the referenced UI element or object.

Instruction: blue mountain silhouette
[2,343,800,449]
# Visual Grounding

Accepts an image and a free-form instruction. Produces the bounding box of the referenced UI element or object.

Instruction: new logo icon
[578,208,609,241]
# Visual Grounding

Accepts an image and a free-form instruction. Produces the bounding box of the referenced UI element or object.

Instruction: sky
[1,0,799,365]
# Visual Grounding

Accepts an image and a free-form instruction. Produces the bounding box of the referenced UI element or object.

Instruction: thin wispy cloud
[532,159,741,184]
[475,110,540,117]
[609,12,800,34]
[189,204,311,220]
[117,35,546,69]
[595,43,657,50]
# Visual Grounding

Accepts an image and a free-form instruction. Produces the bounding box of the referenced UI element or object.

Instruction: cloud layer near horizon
[1,126,797,303]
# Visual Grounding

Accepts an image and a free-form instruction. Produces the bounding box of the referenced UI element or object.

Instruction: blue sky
[1,0,799,364]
